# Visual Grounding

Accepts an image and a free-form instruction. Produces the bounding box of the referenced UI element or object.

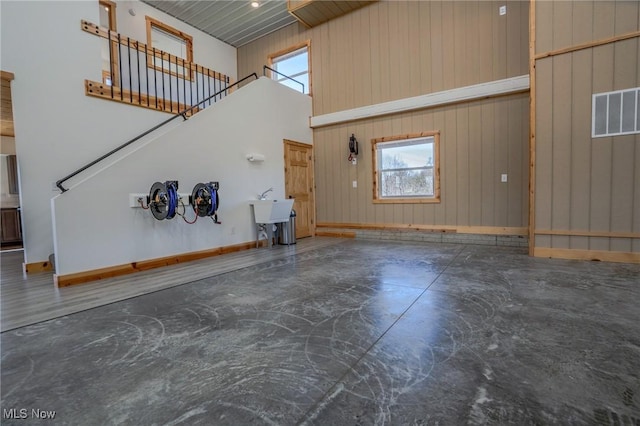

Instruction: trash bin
[278,209,296,245]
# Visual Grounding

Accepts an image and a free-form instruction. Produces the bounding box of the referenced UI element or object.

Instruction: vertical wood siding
[238,1,529,115]
[311,96,529,227]
[535,0,640,253]
[238,1,530,229]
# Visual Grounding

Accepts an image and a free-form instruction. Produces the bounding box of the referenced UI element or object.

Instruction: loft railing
[263,65,305,94]
[56,73,258,193]
[81,20,231,115]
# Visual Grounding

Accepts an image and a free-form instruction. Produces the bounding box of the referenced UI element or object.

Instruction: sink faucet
[258,187,273,200]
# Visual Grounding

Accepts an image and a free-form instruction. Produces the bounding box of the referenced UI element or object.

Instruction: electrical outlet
[501,174,508,183]
[129,193,148,208]
[351,157,357,165]
[352,180,357,188]
[177,193,191,204]
[130,192,191,208]
[499,5,506,15]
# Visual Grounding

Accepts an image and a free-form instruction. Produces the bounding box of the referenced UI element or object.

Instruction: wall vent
[592,87,640,138]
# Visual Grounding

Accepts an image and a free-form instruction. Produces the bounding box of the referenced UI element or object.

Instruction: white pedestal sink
[250,199,294,247]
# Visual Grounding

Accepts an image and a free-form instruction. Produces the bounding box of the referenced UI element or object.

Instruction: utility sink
[250,199,294,223]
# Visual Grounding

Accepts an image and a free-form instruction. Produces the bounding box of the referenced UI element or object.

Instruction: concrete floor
[1,239,639,425]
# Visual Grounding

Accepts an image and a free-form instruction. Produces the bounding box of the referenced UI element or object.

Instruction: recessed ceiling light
[251,1,260,8]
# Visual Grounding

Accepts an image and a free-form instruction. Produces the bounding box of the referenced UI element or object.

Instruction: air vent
[592,87,640,138]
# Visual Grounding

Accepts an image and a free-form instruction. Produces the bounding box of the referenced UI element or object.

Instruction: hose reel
[148,180,179,220]
[191,181,220,222]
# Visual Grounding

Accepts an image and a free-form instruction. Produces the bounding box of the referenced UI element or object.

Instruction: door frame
[283,139,315,237]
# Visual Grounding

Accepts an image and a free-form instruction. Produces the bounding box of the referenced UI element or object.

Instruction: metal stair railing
[56,73,258,193]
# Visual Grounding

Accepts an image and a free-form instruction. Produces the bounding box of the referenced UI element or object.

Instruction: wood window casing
[372,132,441,204]
[267,40,312,96]
[145,16,194,81]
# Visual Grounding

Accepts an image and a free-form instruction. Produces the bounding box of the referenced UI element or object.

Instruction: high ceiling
[140,0,298,48]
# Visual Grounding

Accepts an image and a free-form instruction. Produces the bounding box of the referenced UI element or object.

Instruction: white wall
[52,77,312,276]
[0,0,237,265]
[114,1,237,80]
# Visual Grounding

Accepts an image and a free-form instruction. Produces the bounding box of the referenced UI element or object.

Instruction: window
[145,16,193,80]
[372,132,441,204]
[592,87,640,138]
[268,41,311,95]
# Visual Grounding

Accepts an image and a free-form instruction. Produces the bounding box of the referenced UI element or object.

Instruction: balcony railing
[81,20,231,116]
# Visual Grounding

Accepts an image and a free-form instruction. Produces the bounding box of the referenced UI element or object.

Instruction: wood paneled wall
[313,95,529,228]
[238,1,529,116]
[534,0,640,254]
[238,1,530,231]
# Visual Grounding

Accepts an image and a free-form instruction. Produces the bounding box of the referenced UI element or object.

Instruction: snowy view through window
[378,137,435,198]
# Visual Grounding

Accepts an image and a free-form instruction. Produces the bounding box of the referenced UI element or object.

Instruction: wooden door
[284,140,314,238]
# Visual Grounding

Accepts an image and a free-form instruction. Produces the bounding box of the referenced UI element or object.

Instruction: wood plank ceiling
[140,0,376,48]
[288,1,376,28]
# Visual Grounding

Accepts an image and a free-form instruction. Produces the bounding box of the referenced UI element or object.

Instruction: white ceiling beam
[310,75,530,128]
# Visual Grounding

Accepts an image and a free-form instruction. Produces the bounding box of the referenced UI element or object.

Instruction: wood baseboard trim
[317,222,527,236]
[55,241,257,287]
[315,230,356,238]
[24,261,53,273]
[534,247,640,264]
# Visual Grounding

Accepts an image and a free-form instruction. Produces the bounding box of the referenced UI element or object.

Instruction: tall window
[268,41,311,95]
[146,16,193,80]
[372,132,441,203]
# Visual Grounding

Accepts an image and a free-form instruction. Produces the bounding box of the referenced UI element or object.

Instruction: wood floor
[0,237,344,332]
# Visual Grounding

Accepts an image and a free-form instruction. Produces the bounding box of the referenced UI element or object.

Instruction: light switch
[501,174,508,183]
[499,5,506,15]
[352,180,357,188]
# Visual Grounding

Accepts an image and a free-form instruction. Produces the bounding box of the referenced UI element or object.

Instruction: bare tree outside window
[372,133,440,204]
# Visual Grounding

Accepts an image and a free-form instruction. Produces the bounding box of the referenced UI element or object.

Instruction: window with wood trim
[268,41,311,95]
[145,16,193,80]
[372,132,441,204]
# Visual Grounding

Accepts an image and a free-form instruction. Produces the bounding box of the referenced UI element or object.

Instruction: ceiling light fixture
[251,1,260,8]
